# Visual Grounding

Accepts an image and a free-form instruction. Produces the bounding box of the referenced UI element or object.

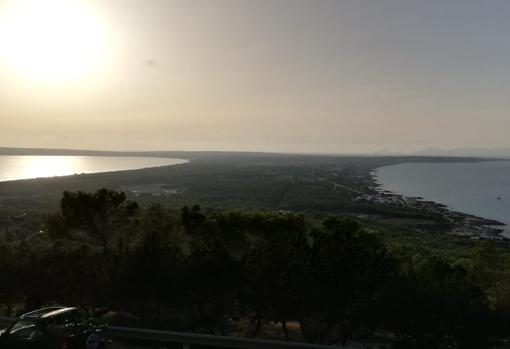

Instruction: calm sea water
[375,161,510,233]
[0,156,188,182]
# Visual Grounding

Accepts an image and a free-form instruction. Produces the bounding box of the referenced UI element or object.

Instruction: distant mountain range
[414,148,510,159]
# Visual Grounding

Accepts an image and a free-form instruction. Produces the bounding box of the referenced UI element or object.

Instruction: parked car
[0,306,106,349]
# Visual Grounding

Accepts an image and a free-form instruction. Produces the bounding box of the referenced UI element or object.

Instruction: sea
[375,161,510,234]
[0,155,187,182]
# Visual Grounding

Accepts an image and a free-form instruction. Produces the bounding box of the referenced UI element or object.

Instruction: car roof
[20,307,77,319]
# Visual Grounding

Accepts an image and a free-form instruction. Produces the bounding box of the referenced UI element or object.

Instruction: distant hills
[0,147,128,156]
[414,147,510,159]
[1,146,509,159]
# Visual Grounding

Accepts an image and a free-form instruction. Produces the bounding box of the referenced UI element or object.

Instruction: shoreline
[369,167,509,242]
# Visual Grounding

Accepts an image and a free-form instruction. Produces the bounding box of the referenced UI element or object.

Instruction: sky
[1,0,510,154]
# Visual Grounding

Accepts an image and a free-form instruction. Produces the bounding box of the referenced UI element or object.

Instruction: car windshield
[9,320,41,339]
[45,312,75,336]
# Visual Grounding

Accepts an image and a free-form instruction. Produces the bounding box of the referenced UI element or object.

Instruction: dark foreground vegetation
[1,189,510,349]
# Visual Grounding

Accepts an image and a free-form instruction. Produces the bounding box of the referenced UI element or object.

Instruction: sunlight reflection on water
[0,156,187,182]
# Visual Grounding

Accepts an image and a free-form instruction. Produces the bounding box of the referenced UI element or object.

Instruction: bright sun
[0,0,107,84]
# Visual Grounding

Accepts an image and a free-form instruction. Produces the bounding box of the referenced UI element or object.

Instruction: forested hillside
[1,189,509,348]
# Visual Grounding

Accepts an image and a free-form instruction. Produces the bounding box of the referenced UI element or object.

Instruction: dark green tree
[114,204,185,328]
[300,217,395,345]
[48,188,138,253]
[385,256,489,349]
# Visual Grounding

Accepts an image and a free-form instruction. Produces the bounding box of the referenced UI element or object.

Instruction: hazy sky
[1,0,509,154]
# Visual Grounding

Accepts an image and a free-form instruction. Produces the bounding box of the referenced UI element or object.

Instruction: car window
[45,313,75,336]
[72,309,89,325]
[9,320,42,339]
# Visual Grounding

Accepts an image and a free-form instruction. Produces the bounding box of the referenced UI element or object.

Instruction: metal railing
[105,326,352,349]
[0,316,353,349]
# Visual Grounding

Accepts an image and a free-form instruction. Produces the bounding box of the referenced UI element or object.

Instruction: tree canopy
[0,189,507,349]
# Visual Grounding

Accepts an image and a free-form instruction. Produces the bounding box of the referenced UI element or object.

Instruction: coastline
[0,150,506,243]
[369,167,509,242]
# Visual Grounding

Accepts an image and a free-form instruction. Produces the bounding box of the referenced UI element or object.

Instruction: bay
[375,161,510,234]
[0,155,187,182]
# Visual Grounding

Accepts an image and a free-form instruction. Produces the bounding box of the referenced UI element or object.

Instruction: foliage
[0,189,507,349]
[47,188,139,253]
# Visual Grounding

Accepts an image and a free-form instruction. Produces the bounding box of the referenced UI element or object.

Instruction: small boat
[497,197,502,200]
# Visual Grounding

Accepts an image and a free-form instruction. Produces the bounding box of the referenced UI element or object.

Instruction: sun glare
[20,156,77,179]
[0,0,108,84]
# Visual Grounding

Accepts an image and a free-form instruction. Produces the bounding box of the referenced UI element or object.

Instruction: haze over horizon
[1,0,509,154]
